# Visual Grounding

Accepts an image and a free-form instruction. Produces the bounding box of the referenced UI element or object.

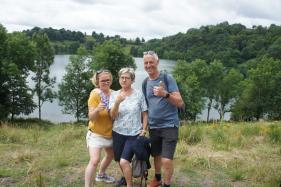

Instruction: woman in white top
[109,67,148,187]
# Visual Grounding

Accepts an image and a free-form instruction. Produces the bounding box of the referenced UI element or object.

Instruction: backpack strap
[142,77,149,107]
[163,72,169,91]
[162,72,185,114]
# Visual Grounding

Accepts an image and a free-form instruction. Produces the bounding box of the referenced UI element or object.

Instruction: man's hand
[153,86,167,97]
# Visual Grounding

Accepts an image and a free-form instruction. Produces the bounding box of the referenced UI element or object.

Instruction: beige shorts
[86,130,113,148]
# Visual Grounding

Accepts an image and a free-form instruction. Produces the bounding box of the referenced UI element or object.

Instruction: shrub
[267,125,281,143]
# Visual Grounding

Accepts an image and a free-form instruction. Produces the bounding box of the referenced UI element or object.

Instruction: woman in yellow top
[85,70,115,187]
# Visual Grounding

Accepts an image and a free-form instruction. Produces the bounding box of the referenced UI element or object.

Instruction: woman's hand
[96,102,106,112]
[139,129,147,136]
[116,92,126,104]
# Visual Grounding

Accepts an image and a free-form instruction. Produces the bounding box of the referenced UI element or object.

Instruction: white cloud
[0,0,281,40]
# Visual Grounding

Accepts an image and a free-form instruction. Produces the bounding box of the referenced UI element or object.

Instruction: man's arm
[165,91,184,108]
[153,86,184,108]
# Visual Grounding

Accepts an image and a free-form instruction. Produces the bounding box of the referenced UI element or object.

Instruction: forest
[0,22,280,122]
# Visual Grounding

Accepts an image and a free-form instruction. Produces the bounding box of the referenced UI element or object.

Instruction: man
[142,51,184,187]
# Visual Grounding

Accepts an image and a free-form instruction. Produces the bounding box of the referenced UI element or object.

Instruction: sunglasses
[100,79,110,83]
[96,69,110,75]
[143,51,157,55]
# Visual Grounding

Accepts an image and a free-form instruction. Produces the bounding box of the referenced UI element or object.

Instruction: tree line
[1,22,280,122]
[131,21,281,121]
[132,22,281,66]
[0,23,135,122]
[23,27,145,54]
[173,57,281,121]
[0,24,56,121]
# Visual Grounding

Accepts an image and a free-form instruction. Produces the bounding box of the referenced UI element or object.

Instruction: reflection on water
[25,55,229,123]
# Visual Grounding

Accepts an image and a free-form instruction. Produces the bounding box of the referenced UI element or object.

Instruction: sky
[1,0,281,40]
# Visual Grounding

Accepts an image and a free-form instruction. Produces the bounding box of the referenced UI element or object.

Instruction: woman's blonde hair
[91,69,112,87]
[118,67,135,82]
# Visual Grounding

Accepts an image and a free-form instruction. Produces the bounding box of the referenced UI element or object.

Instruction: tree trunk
[220,103,225,121]
[207,99,213,122]
[39,97,41,121]
[11,113,14,121]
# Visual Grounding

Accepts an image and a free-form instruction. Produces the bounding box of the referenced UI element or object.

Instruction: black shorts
[149,127,178,160]
[112,131,138,162]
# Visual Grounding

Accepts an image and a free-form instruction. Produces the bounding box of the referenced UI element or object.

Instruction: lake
[25,55,229,123]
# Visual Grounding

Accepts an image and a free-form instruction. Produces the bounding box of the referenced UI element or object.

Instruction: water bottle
[100,91,109,111]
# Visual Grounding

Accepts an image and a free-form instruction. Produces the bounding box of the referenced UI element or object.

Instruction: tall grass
[267,124,281,143]
[1,121,281,186]
[179,125,203,145]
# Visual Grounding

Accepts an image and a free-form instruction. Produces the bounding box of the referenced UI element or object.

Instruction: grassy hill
[0,121,281,186]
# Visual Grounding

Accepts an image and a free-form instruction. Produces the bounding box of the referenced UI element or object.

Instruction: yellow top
[88,90,112,138]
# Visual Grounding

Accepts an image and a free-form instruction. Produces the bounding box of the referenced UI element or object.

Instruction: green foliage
[1,121,281,186]
[173,60,206,120]
[232,57,281,120]
[0,26,7,108]
[32,32,56,120]
[179,125,203,145]
[267,125,281,143]
[58,46,92,122]
[90,40,136,90]
[210,127,230,150]
[133,22,281,65]
[205,60,224,122]
[241,124,260,136]
[0,128,22,143]
[25,27,85,43]
[0,26,37,120]
[214,68,243,120]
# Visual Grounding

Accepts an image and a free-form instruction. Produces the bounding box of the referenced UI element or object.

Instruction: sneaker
[147,178,162,187]
[95,173,115,183]
[115,176,127,187]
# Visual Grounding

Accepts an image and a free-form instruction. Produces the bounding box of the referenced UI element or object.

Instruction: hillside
[1,121,280,186]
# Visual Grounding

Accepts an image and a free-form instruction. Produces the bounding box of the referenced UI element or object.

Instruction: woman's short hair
[118,67,135,82]
[91,69,112,87]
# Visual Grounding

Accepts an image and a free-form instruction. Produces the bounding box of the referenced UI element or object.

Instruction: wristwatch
[165,92,170,98]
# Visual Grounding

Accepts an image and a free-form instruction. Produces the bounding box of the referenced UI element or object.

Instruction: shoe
[147,178,162,187]
[95,173,115,183]
[115,176,127,187]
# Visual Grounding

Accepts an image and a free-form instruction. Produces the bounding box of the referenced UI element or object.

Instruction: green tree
[205,60,224,122]
[6,67,36,120]
[173,60,205,121]
[58,46,93,122]
[5,32,36,119]
[0,24,9,119]
[267,37,281,59]
[91,40,136,90]
[232,57,281,120]
[32,32,56,120]
[214,68,243,120]
[0,29,36,120]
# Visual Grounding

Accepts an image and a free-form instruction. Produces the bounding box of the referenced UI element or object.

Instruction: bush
[267,125,281,143]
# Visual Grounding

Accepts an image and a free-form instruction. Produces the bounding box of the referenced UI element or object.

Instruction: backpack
[142,72,185,114]
[132,156,149,186]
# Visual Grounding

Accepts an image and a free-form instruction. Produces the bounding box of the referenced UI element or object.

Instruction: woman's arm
[140,111,148,136]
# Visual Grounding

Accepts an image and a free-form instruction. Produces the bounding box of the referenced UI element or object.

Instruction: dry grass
[0,121,281,186]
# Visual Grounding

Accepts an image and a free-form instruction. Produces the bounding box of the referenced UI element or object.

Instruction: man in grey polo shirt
[142,51,184,187]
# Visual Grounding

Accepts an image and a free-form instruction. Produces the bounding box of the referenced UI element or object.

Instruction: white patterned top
[109,89,147,136]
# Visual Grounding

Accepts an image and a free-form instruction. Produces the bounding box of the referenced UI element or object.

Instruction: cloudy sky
[1,0,281,40]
